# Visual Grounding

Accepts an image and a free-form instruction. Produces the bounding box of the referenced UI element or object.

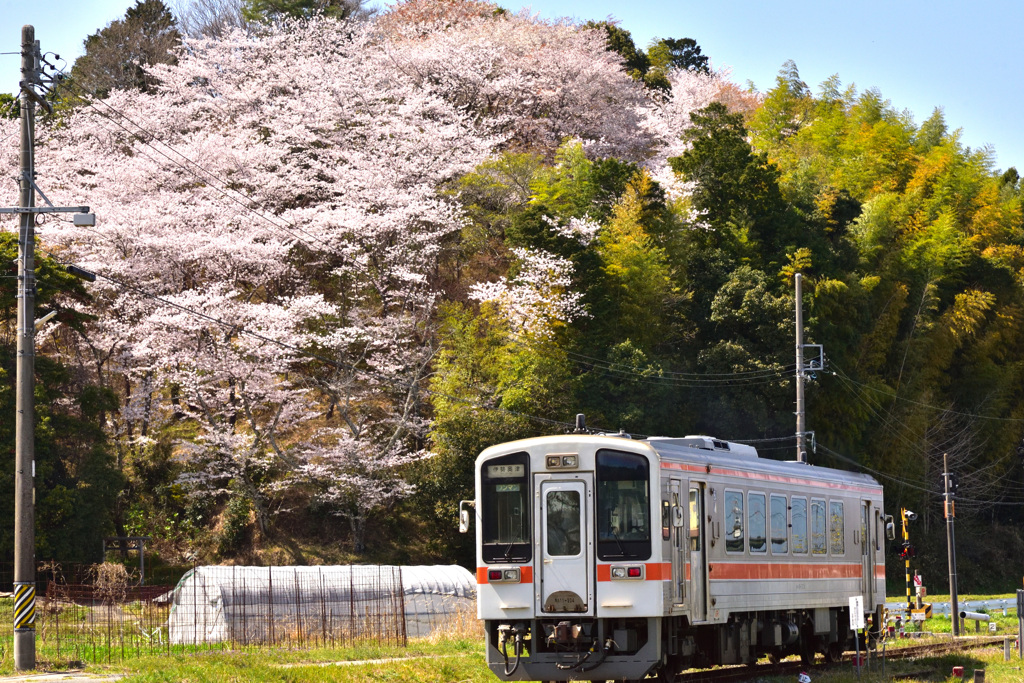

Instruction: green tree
[0,233,122,562]
[749,60,811,153]
[596,171,676,350]
[585,21,649,80]
[693,266,793,437]
[646,37,710,84]
[0,93,17,119]
[242,0,371,22]
[585,22,707,92]
[70,0,180,98]
[670,102,792,265]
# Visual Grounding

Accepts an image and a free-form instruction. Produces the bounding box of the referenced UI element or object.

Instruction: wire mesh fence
[0,561,416,665]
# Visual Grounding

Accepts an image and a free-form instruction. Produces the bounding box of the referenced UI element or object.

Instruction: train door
[860,500,874,608]
[670,478,685,605]
[536,475,594,615]
[688,483,707,621]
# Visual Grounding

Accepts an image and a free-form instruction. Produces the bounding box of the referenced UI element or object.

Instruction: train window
[546,489,581,556]
[770,495,788,554]
[481,452,531,563]
[811,498,827,555]
[596,450,651,560]
[662,500,671,540]
[829,501,845,555]
[688,489,702,551]
[748,493,767,553]
[791,497,808,554]
[724,490,744,553]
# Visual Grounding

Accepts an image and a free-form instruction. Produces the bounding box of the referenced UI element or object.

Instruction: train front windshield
[481,452,531,563]
[596,449,651,560]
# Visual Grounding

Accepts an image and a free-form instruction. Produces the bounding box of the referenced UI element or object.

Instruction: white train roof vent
[648,435,759,458]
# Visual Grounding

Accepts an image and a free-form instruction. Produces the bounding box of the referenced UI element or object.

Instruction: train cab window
[481,452,531,563]
[811,498,827,555]
[596,450,651,560]
[770,495,788,554]
[724,490,744,553]
[791,497,808,554]
[662,500,671,541]
[748,493,767,553]
[829,501,845,555]
[546,490,581,556]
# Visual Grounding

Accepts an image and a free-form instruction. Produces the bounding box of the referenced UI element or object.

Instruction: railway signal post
[899,508,916,617]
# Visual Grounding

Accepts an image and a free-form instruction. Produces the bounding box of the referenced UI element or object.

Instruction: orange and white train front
[472,435,667,681]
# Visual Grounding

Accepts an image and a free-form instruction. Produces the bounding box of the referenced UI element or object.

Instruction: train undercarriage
[485,606,882,682]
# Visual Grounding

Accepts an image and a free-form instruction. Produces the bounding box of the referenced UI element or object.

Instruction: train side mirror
[884,514,895,541]
[672,505,684,527]
[458,500,474,534]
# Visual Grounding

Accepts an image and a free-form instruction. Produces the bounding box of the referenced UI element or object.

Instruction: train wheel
[823,641,843,663]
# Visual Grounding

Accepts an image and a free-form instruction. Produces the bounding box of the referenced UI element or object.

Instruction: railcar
[461,429,893,682]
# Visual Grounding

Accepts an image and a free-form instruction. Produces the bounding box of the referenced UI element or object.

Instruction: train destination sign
[487,463,525,478]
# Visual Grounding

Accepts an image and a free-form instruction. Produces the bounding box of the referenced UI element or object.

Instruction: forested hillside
[2,0,1022,591]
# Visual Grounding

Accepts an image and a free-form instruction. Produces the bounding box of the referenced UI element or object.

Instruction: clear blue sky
[3,0,1021,171]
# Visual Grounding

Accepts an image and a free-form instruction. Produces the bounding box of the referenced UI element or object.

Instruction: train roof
[478,433,882,492]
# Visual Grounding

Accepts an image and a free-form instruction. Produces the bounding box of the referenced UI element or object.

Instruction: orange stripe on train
[708,562,863,580]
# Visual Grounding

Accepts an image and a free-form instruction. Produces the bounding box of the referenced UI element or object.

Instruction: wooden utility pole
[14,23,38,672]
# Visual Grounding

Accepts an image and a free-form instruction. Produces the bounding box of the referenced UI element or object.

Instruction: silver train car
[463,432,891,681]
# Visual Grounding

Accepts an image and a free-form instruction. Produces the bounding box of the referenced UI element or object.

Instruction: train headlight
[544,453,579,469]
[503,568,520,582]
[611,567,627,579]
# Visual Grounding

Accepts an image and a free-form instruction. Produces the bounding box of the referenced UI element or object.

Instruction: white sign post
[849,595,866,630]
[850,595,865,678]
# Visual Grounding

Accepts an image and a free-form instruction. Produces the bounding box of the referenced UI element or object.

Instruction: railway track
[672,635,1009,682]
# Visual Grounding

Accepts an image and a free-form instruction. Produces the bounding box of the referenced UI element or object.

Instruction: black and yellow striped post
[902,508,911,614]
[899,507,919,627]
[13,583,36,631]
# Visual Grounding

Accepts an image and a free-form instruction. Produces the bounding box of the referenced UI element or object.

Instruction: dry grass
[92,562,130,604]
[425,605,485,644]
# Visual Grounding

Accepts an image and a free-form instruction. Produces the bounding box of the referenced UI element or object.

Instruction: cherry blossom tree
[12,17,495,549]
[0,4,761,555]
[641,66,734,200]
[381,0,653,161]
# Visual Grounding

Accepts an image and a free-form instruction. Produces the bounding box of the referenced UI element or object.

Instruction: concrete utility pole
[5,30,93,671]
[14,23,38,672]
[945,452,960,637]
[794,273,806,463]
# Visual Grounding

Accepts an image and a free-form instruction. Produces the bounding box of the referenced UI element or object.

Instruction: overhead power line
[829,363,1024,423]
